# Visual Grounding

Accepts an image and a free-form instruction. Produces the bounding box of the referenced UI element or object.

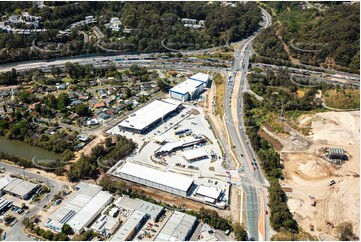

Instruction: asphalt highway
[223,8,274,240]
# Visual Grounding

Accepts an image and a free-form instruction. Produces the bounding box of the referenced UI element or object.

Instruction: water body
[0,136,61,161]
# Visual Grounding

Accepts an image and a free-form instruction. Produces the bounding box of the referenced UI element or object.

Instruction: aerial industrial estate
[0,1,359,242]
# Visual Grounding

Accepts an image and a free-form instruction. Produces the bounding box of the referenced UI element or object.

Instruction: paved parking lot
[108,104,226,179]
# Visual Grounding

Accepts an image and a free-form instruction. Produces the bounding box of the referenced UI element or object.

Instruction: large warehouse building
[114,162,194,196]
[118,99,181,134]
[46,182,112,233]
[114,196,164,221]
[169,73,209,101]
[155,211,197,241]
[0,175,39,200]
[110,211,147,241]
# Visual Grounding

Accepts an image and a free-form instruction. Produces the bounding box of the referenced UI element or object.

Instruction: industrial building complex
[0,175,39,200]
[110,161,228,209]
[113,162,195,196]
[46,182,112,233]
[111,196,197,241]
[118,99,182,134]
[110,210,147,241]
[169,73,209,101]
[42,181,199,240]
[155,211,197,241]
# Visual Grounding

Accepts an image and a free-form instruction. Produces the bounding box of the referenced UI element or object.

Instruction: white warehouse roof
[67,190,113,232]
[189,73,209,84]
[195,185,222,200]
[46,182,111,232]
[155,211,197,241]
[117,162,194,192]
[183,148,207,160]
[118,100,179,131]
[0,175,15,190]
[111,211,146,241]
[3,178,38,197]
[169,79,202,95]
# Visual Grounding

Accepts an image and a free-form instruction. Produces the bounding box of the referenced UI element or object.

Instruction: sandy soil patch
[275,111,360,239]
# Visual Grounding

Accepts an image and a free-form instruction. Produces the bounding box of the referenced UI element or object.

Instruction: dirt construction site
[264,111,360,240]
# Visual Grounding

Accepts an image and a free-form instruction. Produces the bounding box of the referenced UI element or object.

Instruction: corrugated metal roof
[110,211,146,241]
[183,148,207,160]
[169,79,202,95]
[118,100,179,131]
[117,162,194,192]
[195,185,222,200]
[189,73,209,84]
[329,147,345,155]
[67,191,113,232]
[155,211,196,241]
[46,182,105,231]
[3,178,38,197]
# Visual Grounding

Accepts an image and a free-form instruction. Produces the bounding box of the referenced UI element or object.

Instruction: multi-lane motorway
[224,8,273,240]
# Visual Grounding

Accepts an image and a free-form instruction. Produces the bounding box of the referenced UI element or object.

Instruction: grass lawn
[213,72,225,116]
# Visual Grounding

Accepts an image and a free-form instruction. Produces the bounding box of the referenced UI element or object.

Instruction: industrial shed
[115,162,194,196]
[169,79,203,101]
[46,182,112,233]
[2,177,39,200]
[110,211,147,241]
[118,100,180,134]
[169,73,209,101]
[195,185,222,204]
[155,211,197,241]
[183,148,208,162]
[188,73,210,85]
[114,196,164,221]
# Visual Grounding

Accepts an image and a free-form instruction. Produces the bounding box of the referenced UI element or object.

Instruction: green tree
[233,223,248,241]
[62,149,75,161]
[336,222,359,241]
[61,224,74,235]
[74,104,91,116]
[57,93,71,111]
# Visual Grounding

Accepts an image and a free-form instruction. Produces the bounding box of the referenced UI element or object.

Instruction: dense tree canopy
[255,2,360,73]
[0,2,262,64]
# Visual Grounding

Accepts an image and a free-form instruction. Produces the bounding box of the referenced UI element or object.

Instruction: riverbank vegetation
[66,135,136,181]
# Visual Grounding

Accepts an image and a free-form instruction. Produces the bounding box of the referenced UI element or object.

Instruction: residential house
[87,118,99,126]
[70,100,82,106]
[94,102,106,109]
[68,113,79,121]
[98,112,110,120]
[77,134,90,142]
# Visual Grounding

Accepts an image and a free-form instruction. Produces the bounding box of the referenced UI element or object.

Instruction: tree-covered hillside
[0,2,262,64]
[254,2,360,73]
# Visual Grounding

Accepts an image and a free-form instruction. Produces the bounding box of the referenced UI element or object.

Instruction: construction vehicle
[325,220,335,229]
[329,180,336,186]
[308,194,317,206]
[309,224,314,231]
